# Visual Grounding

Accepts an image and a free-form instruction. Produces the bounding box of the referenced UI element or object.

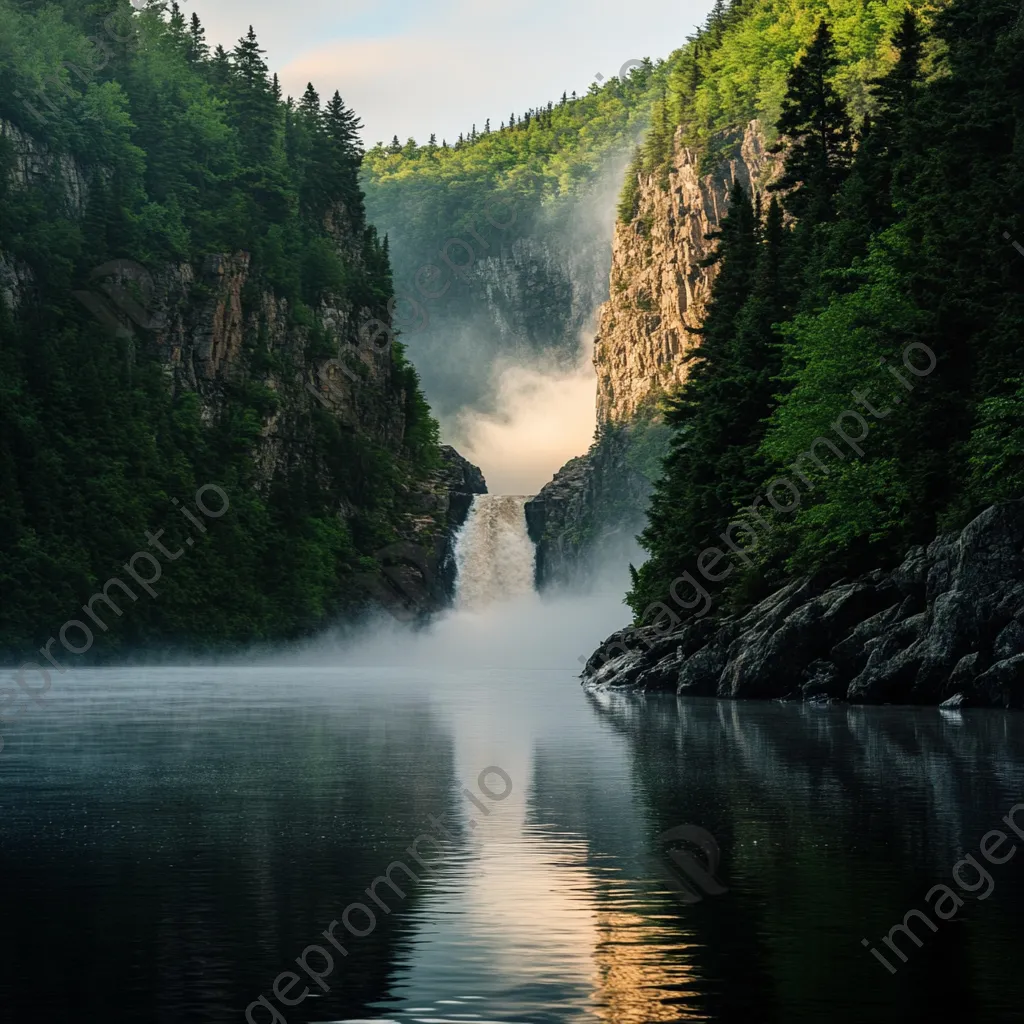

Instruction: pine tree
[230,27,277,163]
[706,0,727,46]
[299,83,321,125]
[826,12,924,276]
[168,2,186,41]
[769,20,853,223]
[319,92,365,227]
[870,9,924,136]
[209,44,231,89]
[187,12,208,63]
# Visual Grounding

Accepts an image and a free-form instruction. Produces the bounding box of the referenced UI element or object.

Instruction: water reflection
[1,667,1023,1023]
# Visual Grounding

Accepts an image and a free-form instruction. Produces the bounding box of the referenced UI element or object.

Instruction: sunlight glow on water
[3,661,1024,1023]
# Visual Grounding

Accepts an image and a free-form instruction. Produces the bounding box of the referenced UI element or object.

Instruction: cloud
[187,0,714,144]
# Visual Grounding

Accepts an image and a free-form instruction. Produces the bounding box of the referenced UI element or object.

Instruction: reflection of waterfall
[453,495,536,610]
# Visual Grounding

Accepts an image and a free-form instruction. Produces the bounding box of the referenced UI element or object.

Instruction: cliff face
[525,425,660,590]
[0,117,480,627]
[595,121,781,423]
[144,254,484,618]
[528,124,780,589]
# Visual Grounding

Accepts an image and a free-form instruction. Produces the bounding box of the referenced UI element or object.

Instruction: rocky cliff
[525,422,663,590]
[595,121,781,423]
[0,116,481,627]
[528,123,781,589]
[583,498,1024,709]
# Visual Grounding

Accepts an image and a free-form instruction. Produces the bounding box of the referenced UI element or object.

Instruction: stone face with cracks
[583,498,1024,708]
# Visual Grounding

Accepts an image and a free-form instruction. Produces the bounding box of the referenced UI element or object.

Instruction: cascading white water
[453,495,537,610]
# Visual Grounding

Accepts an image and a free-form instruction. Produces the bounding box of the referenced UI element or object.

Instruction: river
[2,496,1023,1023]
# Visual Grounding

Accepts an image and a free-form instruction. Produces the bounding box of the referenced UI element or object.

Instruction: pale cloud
[186,0,714,144]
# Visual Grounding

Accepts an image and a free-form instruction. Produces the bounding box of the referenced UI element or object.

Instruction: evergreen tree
[869,9,924,142]
[209,44,231,88]
[826,14,924,273]
[230,27,277,163]
[323,91,365,225]
[187,12,208,64]
[769,20,853,223]
[168,1,186,44]
[299,83,321,126]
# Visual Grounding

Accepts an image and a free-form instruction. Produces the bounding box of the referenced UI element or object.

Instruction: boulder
[582,498,1024,708]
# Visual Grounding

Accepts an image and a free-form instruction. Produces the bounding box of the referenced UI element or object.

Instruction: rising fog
[446,337,599,496]
[386,149,635,496]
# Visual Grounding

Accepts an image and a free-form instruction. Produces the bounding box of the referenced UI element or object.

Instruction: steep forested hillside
[629,0,1024,623]
[526,0,933,593]
[0,0,455,660]
[360,60,667,419]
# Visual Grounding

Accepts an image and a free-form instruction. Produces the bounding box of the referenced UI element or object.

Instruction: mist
[383,149,635,496]
[252,490,640,674]
[443,337,598,496]
[266,569,632,674]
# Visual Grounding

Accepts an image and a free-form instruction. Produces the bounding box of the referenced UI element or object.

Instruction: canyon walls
[527,122,782,589]
[0,113,483,651]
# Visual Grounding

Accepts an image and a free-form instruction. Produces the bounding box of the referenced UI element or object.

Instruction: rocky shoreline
[582,499,1024,708]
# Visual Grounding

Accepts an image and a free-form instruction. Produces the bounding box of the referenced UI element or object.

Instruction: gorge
[4,1,1024,1022]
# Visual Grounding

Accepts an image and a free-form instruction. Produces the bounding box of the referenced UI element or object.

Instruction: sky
[180,0,715,146]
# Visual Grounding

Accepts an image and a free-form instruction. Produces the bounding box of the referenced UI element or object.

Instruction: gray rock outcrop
[583,499,1024,708]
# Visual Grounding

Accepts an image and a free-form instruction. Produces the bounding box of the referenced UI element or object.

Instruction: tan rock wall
[594,121,782,423]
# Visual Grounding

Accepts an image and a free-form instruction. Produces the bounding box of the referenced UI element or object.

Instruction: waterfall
[453,495,536,610]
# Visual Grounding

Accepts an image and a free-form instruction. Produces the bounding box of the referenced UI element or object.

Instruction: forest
[3,0,1022,654]
[629,0,1024,621]
[0,0,440,658]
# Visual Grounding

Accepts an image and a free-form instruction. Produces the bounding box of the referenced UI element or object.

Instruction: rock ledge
[583,499,1024,708]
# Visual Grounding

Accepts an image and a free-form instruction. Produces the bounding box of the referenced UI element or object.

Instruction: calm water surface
[2,645,1024,1023]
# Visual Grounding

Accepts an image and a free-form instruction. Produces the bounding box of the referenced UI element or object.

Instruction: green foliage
[768,20,853,222]
[630,0,1024,623]
[673,0,928,150]
[967,380,1024,506]
[362,60,662,284]
[617,148,643,222]
[0,0,442,658]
